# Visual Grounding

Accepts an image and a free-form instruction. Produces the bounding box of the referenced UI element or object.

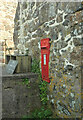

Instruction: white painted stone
[59,37,75,55]
[32,30,37,35]
[38,42,40,49]
[72,101,75,108]
[51,99,54,104]
[64,58,76,68]
[64,34,71,42]
[74,29,78,35]
[44,31,50,35]
[70,93,74,98]
[47,95,49,100]
[50,95,53,98]
[63,84,66,88]
[54,32,62,43]
[58,9,64,14]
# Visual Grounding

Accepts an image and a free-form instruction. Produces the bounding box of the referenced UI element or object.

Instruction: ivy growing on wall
[31,58,49,105]
[39,80,48,105]
[22,58,53,119]
[31,58,40,73]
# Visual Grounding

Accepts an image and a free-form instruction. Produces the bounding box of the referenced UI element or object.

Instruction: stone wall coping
[2,73,38,80]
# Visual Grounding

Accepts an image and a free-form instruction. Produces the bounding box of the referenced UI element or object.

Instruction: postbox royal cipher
[41,38,50,83]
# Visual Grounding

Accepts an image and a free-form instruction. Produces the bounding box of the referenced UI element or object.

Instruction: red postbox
[41,38,50,83]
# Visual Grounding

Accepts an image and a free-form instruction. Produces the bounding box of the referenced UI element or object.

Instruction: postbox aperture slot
[41,47,47,49]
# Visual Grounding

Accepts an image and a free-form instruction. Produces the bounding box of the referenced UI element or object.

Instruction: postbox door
[41,53,50,83]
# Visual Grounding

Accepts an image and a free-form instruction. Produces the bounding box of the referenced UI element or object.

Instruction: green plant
[22,78,31,88]
[31,58,40,73]
[22,107,52,119]
[21,115,29,119]
[22,58,53,119]
[32,107,52,118]
[39,80,48,105]
[31,58,49,105]
[31,58,52,112]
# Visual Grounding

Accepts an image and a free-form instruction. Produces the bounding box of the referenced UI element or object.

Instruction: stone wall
[14,2,83,118]
[0,0,17,63]
[2,73,41,118]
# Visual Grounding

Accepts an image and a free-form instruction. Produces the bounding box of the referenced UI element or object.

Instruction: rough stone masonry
[0,0,17,63]
[13,2,83,118]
